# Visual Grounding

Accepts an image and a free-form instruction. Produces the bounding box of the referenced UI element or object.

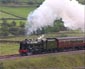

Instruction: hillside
[0,0,84,5]
[0,0,44,6]
[0,0,84,36]
[77,0,85,4]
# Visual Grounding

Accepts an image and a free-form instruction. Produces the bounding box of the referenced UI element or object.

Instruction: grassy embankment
[0,52,85,69]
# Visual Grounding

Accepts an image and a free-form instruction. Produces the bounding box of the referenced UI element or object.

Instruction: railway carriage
[19,37,85,56]
[56,37,85,51]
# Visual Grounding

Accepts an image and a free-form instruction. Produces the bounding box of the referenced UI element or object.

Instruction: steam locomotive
[19,37,85,56]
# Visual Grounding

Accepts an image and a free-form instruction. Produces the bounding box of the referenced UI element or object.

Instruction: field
[0,51,85,69]
[0,6,36,18]
[0,6,36,27]
[0,0,44,3]
[0,43,19,56]
[0,1,85,68]
[17,0,44,3]
[0,12,16,18]
[1,30,85,40]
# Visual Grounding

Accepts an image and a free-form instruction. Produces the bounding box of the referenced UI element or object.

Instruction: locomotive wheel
[20,53,28,56]
[27,52,32,55]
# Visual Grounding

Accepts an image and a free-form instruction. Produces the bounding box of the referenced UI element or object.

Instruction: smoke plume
[26,0,85,35]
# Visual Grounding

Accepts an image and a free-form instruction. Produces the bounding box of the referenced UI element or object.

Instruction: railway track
[0,54,20,60]
[0,50,85,61]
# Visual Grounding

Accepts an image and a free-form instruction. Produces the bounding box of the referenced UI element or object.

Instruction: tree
[41,19,66,34]
[9,21,25,36]
[9,27,19,35]
[11,20,16,27]
[0,20,9,36]
[19,21,24,28]
[53,19,66,32]
[77,0,85,4]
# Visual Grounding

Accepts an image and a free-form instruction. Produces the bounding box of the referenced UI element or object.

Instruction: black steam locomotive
[19,37,85,56]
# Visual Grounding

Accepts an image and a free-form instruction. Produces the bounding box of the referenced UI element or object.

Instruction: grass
[17,0,44,3]
[0,0,44,3]
[0,12,16,18]
[0,30,85,41]
[0,11,22,26]
[0,43,19,56]
[0,6,36,26]
[0,53,85,69]
[0,6,36,18]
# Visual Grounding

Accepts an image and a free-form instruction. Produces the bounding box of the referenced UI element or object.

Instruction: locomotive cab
[45,38,58,53]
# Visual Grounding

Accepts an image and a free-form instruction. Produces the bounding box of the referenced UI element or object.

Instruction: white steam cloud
[26,0,85,35]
